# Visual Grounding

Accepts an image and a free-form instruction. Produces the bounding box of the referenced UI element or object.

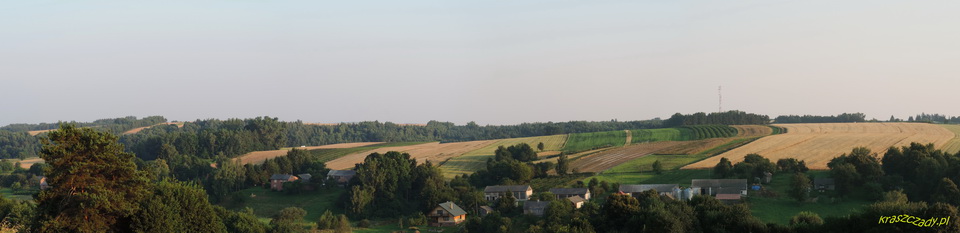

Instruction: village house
[567,196,585,209]
[38,176,50,190]
[691,179,748,196]
[269,174,299,191]
[297,173,312,183]
[549,188,591,200]
[478,206,494,217]
[483,185,533,201]
[523,201,549,216]
[326,170,356,186]
[427,201,467,227]
[619,184,680,198]
[814,178,835,192]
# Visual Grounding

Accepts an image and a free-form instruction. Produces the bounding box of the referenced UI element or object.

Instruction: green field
[440,135,567,178]
[684,125,738,139]
[0,188,34,201]
[354,224,458,233]
[563,130,627,153]
[222,187,345,225]
[309,142,431,163]
[939,124,960,154]
[749,171,871,225]
[604,154,711,174]
[630,128,695,143]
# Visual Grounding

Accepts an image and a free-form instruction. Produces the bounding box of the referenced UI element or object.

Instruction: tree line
[665,110,771,126]
[774,113,866,123]
[0,116,167,159]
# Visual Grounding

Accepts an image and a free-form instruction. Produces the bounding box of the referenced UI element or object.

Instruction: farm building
[691,179,748,196]
[484,185,533,201]
[523,201,549,216]
[427,201,467,227]
[269,174,299,191]
[619,184,680,198]
[814,178,835,192]
[549,188,591,200]
[326,170,356,185]
[478,206,494,217]
[297,173,312,183]
[716,194,743,204]
[567,196,585,209]
[38,176,50,190]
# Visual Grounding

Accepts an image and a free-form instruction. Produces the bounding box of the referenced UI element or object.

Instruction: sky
[2,1,959,126]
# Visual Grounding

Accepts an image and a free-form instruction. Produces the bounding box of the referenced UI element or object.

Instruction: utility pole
[718,86,723,112]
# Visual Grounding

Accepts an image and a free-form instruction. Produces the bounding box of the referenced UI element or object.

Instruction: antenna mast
[718,86,722,112]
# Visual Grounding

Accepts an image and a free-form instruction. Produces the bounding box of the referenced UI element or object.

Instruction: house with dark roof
[619,184,680,198]
[549,188,591,200]
[297,173,312,183]
[567,196,585,209]
[427,201,467,227]
[523,201,549,216]
[269,174,299,191]
[326,170,356,185]
[483,185,533,201]
[479,206,494,217]
[814,178,835,192]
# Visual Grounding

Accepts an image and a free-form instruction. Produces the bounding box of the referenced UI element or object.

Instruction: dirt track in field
[325,140,497,170]
[684,123,954,170]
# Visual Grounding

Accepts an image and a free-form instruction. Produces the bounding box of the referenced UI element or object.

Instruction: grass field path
[569,141,687,172]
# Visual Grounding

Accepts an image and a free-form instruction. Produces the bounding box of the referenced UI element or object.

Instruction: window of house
[437,210,443,215]
[444,216,450,221]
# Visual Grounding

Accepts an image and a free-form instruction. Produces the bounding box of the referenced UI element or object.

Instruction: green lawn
[563,130,627,153]
[0,188,34,201]
[748,171,872,225]
[221,187,345,223]
[310,142,431,163]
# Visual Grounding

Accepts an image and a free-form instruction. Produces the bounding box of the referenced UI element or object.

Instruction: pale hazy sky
[2,1,959,126]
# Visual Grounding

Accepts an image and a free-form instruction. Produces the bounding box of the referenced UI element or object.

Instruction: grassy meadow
[563,130,627,153]
[309,142,431,163]
[440,134,567,178]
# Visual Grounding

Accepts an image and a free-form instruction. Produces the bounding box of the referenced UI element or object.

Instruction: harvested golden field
[684,123,955,170]
[732,125,773,137]
[439,135,568,178]
[27,129,55,136]
[15,157,44,169]
[325,140,497,170]
[570,141,688,173]
[122,122,185,135]
[236,142,383,165]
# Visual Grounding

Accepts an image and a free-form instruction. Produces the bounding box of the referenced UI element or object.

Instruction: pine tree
[32,124,151,232]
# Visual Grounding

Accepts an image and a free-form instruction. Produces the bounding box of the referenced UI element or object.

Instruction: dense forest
[0,116,167,159]
[664,110,771,126]
[773,113,867,123]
